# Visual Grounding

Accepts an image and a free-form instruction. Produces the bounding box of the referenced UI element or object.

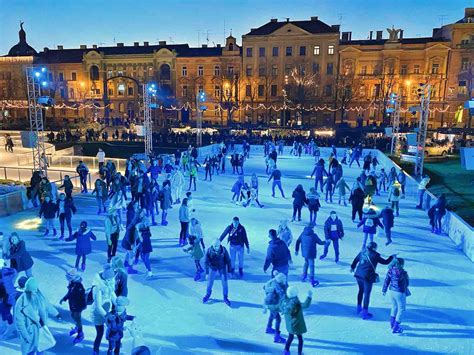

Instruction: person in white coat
[96,148,106,170]
[170,168,185,205]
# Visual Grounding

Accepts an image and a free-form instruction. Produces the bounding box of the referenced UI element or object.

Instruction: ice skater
[183,218,206,281]
[219,217,249,278]
[263,271,288,344]
[202,239,231,306]
[320,211,344,263]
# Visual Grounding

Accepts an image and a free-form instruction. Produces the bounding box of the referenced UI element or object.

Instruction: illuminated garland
[0,100,454,114]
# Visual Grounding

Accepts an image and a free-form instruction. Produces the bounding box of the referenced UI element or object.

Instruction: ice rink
[1,150,473,354]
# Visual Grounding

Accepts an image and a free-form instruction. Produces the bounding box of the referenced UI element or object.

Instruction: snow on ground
[1,149,474,355]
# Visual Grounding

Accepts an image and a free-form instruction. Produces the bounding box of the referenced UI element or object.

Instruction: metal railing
[48,155,126,172]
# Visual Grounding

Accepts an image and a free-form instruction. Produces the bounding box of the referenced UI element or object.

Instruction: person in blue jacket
[357,208,384,249]
[380,205,395,246]
[263,229,292,276]
[66,221,97,271]
[39,195,58,237]
[291,185,307,222]
[320,211,344,263]
[219,217,249,278]
[310,159,328,193]
[295,224,328,287]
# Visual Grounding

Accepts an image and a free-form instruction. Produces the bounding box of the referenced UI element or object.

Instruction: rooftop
[245,17,339,36]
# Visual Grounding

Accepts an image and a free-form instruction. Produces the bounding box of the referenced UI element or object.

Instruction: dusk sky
[1,0,472,54]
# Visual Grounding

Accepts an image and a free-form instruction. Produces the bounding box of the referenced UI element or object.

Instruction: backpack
[84,286,95,306]
[393,187,400,197]
[364,218,374,227]
[264,283,279,306]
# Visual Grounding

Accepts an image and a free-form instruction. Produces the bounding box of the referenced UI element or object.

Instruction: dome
[7,22,37,56]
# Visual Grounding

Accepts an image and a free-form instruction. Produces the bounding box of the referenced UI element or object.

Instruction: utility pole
[414,84,431,178]
[390,92,401,155]
[26,67,47,176]
[143,83,156,155]
[196,90,206,147]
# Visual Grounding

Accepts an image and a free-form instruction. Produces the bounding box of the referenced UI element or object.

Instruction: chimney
[143,41,149,46]
[43,47,49,52]
[92,44,97,49]
[270,18,277,23]
[80,44,87,49]
[116,43,124,47]
[216,44,221,48]
[57,45,63,50]
[134,42,139,46]
[341,31,352,41]
[466,8,474,18]
[286,18,290,22]
[399,30,404,39]
[376,31,383,40]
[310,16,318,21]
[159,40,166,45]
[432,28,442,38]
[202,44,208,48]
[369,31,373,40]
[331,24,340,31]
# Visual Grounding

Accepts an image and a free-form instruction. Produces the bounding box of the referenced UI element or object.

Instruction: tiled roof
[340,37,450,46]
[245,19,338,36]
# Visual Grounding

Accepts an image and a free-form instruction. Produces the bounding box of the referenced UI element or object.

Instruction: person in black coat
[349,186,365,222]
[291,185,307,222]
[6,233,33,277]
[263,229,292,276]
[203,239,231,306]
[56,193,77,240]
[219,217,249,277]
[39,195,58,237]
[350,242,394,319]
[60,268,86,344]
[380,205,395,246]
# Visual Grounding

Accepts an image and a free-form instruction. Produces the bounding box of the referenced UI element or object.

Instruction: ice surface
[1,151,473,354]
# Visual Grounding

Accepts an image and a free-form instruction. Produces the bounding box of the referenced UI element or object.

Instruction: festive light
[15,218,42,230]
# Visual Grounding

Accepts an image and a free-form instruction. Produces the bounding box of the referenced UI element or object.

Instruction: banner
[460,147,474,170]
[406,133,418,146]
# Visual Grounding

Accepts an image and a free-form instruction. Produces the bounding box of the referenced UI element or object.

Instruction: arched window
[90,65,99,81]
[160,64,171,81]
[229,43,234,51]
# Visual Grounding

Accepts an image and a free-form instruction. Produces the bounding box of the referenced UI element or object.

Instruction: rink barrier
[198,143,473,262]
[0,189,28,217]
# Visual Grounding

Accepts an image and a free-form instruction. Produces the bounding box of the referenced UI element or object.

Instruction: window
[117,84,125,96]
[259,66,265,77]
[344,62,353,75]
[272,47,279,57]
[327,63,334,75]
[312,63,319,74]
[108,88,114,96]
[328,45,335,55]
[69,88,74,99]
[285,65,292,75]
[48,73,53,82]
[458,81,467,95]
[227,66,234,75]
[431,63,439,74]
[285,46,292,56]
[160,64,171,80]
[246,65,253,76]
[272,65,278,76]
[128,87,134,96]
[360,65,367,75]
[182,85,188,97]
[198,66,204,76]
[70,72,77,81]
[214,85,221,98]
[461,58,470,71]
[58,72,64,81]
[60,88,65,98]
[414,64,420,74]
[198,85,204,94]
[299,46,306,56]
[118,70,124,76]
[324,85,332,96]
[245,85,251,97]
[182,66,187,76]
[271,84,277,97]
[214,65,220,76]
[387,64,395,75]
[400,64,408,75]
[89,65,99,80]
[259,47,266,57]
[299,65,306,75]
[246,47,253,57]
[258,84,264,97]
[374,84,381,98]
[313,45,320,55]
[107,70,113,78]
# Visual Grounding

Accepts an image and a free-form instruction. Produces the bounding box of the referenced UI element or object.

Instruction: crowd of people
[0,137,447,355]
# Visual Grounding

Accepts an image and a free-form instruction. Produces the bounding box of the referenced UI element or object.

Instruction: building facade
[1,8,473,129]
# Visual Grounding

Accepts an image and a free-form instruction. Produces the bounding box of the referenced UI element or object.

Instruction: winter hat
[17,276,28,291]
[101,264,115,280]
[24,277,39,293]
[111,256,125,271]
[366,208,377,216]
[80,221,88,229]
[66,267,82,282]
[286,286,298,298]
[274,272,287,284]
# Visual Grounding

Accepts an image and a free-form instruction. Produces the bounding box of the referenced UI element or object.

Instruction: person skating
[268,168,285,198]
[380,205,395,246]
[203,155,213,181]
[0,258,17,340]
[39,195,58,237]
[277,220,293,247]
[291,184,307,222]
[137,221,153,279]
[96,148,106,170]
[350,242,394,319]
[219,217,249,278]
[105,207,121,263]
[310,159,328,193]
[183,218,206,281]
[349,185,365,223]
[59,175,74,199]
[60,268,86,344]
[170,168,185,204]
[322,173,336,203]
[280,287,312,355]
[187,162,198,191]
[231,175,245,203]
[397,171,407,196]
[5,233,34,277]
[416,174,431,210]
[105,296,135,354]
[357,207,384,249]
[335,177,350,206]
[388,181,402,217]
[92,177,108,215]
[382,257,410,333]
[306,188,321,225]
[159,181,173,226]
[378,168,388,193]
[66,221,97,271]
[202,239,231,306]
[56,193,76,240]
[76,160,89,193]
[263,271,288,344]
[263,229,292,276]
[429,193,448,234]
[179,198,190,246]
[295,224,328,287]
[320,211,345,263]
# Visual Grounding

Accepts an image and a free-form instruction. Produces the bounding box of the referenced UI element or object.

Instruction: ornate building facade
[1,8,473,128]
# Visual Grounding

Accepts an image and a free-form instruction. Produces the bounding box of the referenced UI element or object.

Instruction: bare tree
[334,63,363,123]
